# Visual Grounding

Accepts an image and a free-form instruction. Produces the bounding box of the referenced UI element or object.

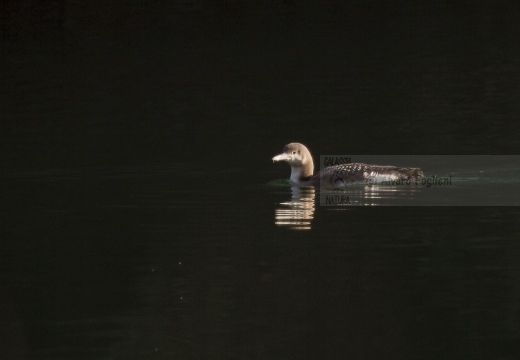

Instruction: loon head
[272,142,314,184]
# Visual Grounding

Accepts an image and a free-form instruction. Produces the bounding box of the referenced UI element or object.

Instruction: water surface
[1,1,520,359]
[2,164,520,359]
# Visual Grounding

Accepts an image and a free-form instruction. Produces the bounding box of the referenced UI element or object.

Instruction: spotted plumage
[272,143,424,187]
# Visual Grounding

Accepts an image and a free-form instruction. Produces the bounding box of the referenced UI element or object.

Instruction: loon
[272,142,424,187]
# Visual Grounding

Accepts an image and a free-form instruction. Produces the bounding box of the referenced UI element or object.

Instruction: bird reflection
[274,186,315,230]
[320,184,421,206]
[274,182,424,229]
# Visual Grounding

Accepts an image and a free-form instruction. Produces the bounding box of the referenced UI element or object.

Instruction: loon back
[272,142,424,186]
[315,163,425,187]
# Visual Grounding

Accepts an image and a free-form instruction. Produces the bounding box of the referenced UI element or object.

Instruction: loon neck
[290,162,314,184]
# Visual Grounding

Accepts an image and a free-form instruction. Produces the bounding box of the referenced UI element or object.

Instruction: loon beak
[272,154,292,163]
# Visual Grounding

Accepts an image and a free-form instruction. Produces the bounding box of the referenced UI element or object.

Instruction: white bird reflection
[320,184,421,206]
[274,186,315,230]
[359,184,421,205]
[274,182,425,229]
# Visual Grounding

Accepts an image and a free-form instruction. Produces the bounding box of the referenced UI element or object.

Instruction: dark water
[2,165,520,360]
[2,1,520,359]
